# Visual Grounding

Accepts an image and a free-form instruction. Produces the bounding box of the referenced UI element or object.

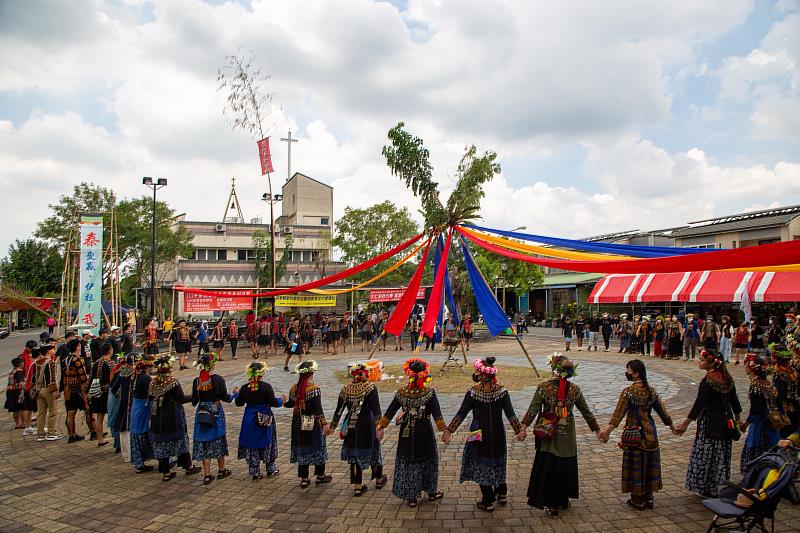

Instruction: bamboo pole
[57,226,74,336]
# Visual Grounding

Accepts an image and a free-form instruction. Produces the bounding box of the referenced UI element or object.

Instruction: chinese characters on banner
[274,294,336,307]
[78,214,103,335]
[183,290,254,313]
[369,287,427,303]
[257,137,274,175]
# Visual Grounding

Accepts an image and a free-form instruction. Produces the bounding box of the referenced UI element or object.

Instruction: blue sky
[1,0,799,254]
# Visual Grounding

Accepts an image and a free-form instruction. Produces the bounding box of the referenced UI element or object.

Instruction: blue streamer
[460,236,512,337]
[438,234,460,327]
[468,224,716,257]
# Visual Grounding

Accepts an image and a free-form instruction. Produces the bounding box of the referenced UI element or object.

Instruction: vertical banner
[78,214,103,335]
[257,137,274,175]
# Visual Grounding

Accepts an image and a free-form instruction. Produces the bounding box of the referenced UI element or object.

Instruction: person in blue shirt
[682,313,700,360]
[196,320,209,356]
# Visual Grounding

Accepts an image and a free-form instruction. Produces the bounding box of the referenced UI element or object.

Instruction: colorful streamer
[457,226,800,274]
[438,234,459,326]
[421,229,453,337]
[384,239,432,336]
[174,232,424,298]
[460,236,511,336]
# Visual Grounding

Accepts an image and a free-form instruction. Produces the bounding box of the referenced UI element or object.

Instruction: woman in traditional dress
[284,360,332,487]
[598,360,673,510]
[771,343,799,438]
[191,353,237,485]
[168,319,193,371]
[283,318,304,372]
[330,362,385,497]
[235,361,284,480]
[62,338,89,443]
[110,354,135,462]
[129,355,155,473]
[443,357,523,512]
[106,354,127,454]
[88,342,113,447]
[674,349,742,498]
[666,316,683,359]
[378,357,446,507]
[149,355,202,482]
[210,319,226,361]
[740,353,780,472]
[522,354,599,517]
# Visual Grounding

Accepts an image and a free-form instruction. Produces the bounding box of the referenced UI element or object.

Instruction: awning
[588,271,800,304]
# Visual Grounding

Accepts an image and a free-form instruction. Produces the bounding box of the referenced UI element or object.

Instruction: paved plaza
[1,334,798,532]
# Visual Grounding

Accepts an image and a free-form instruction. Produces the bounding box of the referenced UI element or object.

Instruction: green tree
[252,230,293,288]
[35,182,117,247]
[0,239,64,295]
[332,201,420,284]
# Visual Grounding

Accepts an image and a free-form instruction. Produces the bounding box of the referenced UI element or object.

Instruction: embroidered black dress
[379,386,446,500]
[110,367,134,434]
[447,382,521,504]
[741,378,780,472]
[523,379,599,510]
[330,381,383,483]
[191,374,233,460]
[772,366,799,438]
[684,371,742,496]
[235,381,282,476]
[88,359,112,414]
[150,377,193,473]
[284,384,328,467]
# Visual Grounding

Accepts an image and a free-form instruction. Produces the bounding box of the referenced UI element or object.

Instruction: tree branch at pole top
[173,232,425,298]
[455,225,800,273]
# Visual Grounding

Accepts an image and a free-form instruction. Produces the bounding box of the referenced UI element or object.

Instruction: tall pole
[151,184,156,320]
[268,172,276,290]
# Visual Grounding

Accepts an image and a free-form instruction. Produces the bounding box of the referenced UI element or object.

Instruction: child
[5,357,25,429]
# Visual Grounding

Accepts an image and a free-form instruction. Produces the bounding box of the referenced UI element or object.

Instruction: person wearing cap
[234,361,285,480]
[330,362,385,497]
[110,354,137,462]
[32,344,62,442]
[284,360,332,487]
[191,353,237,485]
[62,338,90,443]
[674,350,742,498]
[378,357,446,507]
[120,324,135,354]
[150,355,202,481]
[109,326,123,354]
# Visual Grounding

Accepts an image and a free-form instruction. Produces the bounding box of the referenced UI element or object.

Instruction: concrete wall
[281,173,333,227]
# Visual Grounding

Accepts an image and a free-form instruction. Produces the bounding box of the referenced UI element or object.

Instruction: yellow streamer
[308,238,430,295]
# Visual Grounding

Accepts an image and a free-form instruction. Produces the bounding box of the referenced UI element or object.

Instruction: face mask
[769,320,773,324]
[625,372,634,382]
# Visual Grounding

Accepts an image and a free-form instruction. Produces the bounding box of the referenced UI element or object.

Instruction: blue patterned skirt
[291,441,328,466]
[740,415,780,474]
[152,408,190,460]
[341,440,383,469]
[238,440,278,476]
[460,442,506,486]
[392,455,438,500]
[130,433,154,469]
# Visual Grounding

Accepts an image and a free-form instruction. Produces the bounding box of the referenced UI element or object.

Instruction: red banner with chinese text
[369,287,427,303]
[184,290,253,313]
[257,137,274,175]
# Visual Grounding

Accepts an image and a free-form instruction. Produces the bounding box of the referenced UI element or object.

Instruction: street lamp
[261,192,284,289]
[511,226,527,232]
[500,261,509,314]
[142,177,167,320]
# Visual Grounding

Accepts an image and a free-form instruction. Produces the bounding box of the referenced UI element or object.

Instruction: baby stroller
[703,445,799,532]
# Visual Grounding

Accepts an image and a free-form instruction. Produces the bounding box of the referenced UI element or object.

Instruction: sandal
[428,491,444,501]
[185,466,202,476]
[407,499,417,508]
[354,485,368,497]
[300,479,311,489]
[626,499,646,510]
[375,475,387,489]
[217,468,232,480]
[203,475,214,485]
[315,475,333,484]
[476,501,494,513]
[162,472,176,482]
[252,473,264,481]
[497,495,508,506]
[267,469,279,477]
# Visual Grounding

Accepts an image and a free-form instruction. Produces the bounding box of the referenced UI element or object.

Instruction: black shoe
[89,432,97,441]
[476,501,494,512]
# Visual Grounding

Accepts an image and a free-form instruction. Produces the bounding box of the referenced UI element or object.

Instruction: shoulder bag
[256,411,274,428]
[620,399,644,448]
[196,404,217,426]
[533,411,558,440]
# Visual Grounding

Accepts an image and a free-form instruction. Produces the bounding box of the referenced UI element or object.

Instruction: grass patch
[334,363,549,394]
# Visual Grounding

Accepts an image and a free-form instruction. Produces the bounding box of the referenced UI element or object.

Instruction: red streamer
[175,232,424,298]
[457,226,800,274]
[421,229,453,337]
[384,239,432,336]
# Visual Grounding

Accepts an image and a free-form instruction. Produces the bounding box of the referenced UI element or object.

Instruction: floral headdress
[245,361,267,390]
[743,353,768,374]
[769,343,792,363]
[473,357,498,380]
[403,357,431,389]
[787,333,799,355]
[546,352,577,379]
[135,353,155,372]
[294,360,318,414]
[296,360,318,375]
[349,362,370,382]
[700,349,724,369]
[152,354,174,374]
[194,352,219,391]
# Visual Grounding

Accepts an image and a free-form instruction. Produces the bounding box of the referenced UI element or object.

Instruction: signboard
[257,137,274,175]
[275,294,336,307]
[369,287,427,303]
[78,214,103,335]
[184,290,253,313]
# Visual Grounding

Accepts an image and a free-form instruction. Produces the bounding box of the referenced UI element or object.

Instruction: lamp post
[500,260,509,315]
[511,226,527,232]
[142,177,167,320]
[262,192,284,289]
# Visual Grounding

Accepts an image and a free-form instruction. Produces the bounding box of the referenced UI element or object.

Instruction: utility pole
[280,129,299,181]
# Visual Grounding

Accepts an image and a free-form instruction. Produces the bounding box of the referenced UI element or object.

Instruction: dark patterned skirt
[685,416,732,496]
[291,443,328,466]
[193,436,229,460]
[527,450,578,510]
[152,432,189,460]
[341,440,382,469]
[740,416,780,474]
[392,455,438,500]
[621,447,662,495]
[5,390,23,412]
[130,433,154,469]
[460,444,506,487]
[238,439,278,476]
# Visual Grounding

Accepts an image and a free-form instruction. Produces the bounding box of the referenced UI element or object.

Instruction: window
[217,250,227,261]
[321,217,329,225]
[238,250,247,261]
[684,243,718,249]
[195,249,207,260]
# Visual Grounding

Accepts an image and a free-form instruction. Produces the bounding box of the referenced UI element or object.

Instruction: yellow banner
[275,294,337,307]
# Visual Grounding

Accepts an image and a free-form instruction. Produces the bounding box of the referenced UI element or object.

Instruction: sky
[1,0,799,255]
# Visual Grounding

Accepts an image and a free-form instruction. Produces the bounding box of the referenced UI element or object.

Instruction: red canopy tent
[588,271,800,303]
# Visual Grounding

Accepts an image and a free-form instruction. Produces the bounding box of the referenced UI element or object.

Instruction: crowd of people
[3,312,799,518]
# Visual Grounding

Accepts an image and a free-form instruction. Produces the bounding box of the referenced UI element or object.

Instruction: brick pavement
[1,337,798,532]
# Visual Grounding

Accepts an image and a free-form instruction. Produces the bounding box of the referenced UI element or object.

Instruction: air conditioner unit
[215,224,226,232]
[283,226,294,234]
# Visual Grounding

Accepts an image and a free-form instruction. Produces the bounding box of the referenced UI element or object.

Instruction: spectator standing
[588,313,600,351]
[683,314,700,360]
[701,315,720,352]
[574,315,585,351]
